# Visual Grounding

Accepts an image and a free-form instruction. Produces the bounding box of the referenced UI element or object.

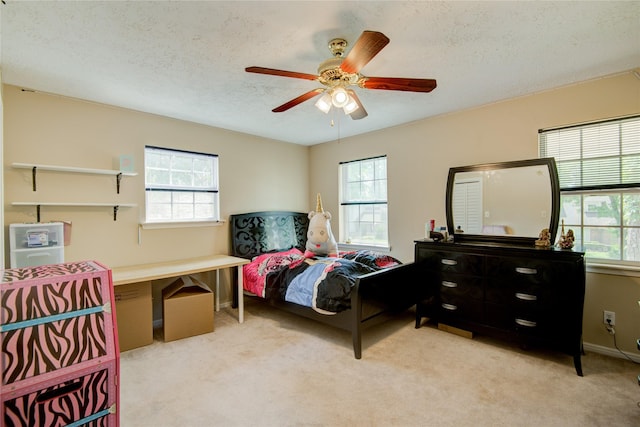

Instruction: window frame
[338,155,389,249]
[144,145,220,225]
[539,115,640,268]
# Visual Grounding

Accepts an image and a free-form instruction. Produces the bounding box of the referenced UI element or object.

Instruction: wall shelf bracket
[32,166,37,192]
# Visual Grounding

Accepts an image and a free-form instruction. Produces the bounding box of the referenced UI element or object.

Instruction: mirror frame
[445,158,560,246]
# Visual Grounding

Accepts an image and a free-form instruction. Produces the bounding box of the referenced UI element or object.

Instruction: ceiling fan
[246,30,437,120]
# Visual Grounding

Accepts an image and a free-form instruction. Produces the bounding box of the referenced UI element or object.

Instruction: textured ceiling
[2,1,639,146]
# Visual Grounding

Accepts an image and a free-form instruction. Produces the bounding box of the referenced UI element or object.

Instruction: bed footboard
[350,261,426,358]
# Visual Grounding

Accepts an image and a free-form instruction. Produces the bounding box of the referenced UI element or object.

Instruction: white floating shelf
[12,202,137,207]
[12,162,137,193]
[12,202,137,221]
[12,163,137,176]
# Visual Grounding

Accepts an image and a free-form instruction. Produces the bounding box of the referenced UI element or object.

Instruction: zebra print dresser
[1,260,119,426]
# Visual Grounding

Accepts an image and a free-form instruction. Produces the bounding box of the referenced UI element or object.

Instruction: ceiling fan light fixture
[315,92,332,113]
[342,95,359,114]
[331,87,349,108]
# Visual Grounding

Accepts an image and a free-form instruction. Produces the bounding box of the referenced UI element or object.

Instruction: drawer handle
[441,259,458,266]
[26,252,52,259]
[515,318,537,328]
[36,381,83,403]
[441,303,458,311]
[515,267,537,275]
[442,281,458,288]
[515,292,537,301]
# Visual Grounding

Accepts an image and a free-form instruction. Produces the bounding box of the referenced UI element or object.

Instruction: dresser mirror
[445,158,560,246]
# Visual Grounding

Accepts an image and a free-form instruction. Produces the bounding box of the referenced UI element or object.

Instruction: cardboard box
[114,281,153,351]
[162,275,214,342]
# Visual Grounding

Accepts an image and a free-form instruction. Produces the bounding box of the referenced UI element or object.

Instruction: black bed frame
[230,211,423,359]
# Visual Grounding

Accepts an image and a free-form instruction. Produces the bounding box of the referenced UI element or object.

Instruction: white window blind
[339,156,388,247]
[539,115,640,191]
[452,179,483,234]
[539,115,640,264]
[144,146,219,223]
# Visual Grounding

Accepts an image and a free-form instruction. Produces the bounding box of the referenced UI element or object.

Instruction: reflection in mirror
[446,158,559,245]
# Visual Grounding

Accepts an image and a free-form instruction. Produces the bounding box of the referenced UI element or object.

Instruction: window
[539,115,640,264]
[144,146,219,223]
[339,156,388,247]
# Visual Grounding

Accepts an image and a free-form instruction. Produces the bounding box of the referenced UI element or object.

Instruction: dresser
[1,261,119,425]
[415,239,586,376]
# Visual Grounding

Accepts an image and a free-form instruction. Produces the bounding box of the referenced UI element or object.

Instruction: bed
[229,210,425,359]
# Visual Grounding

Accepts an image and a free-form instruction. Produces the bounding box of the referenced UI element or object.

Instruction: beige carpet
[120,299,640,426]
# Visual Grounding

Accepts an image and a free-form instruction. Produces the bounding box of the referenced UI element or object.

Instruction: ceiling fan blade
[346,90,368,120]
[340,31,390,74]
[246,66,318,81]
[361,77,437,93]
[272,88,325,112]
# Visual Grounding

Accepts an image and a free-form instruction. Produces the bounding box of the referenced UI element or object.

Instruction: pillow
[251,247,302,263]
[243,248,304,297]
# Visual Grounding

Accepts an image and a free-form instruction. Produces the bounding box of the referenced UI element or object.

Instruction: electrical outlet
[603,310,616,326]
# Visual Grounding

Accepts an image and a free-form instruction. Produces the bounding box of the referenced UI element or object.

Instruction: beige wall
[309,70,640,356]
[3,84,309,305]
[3,70,640,357]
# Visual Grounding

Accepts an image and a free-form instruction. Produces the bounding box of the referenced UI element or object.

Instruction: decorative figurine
[557,219,575,249]
[535,228,551,247]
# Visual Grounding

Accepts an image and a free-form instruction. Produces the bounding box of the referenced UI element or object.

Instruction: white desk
[111,255,249,323]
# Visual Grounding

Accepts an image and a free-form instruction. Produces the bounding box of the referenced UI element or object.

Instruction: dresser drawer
[438,294,483,324]
[2,360,118,427]
[486,256,549,283]
[418,251,483,275]
[439,273,483,300]
[485,302,545,334]
[485,281,554,306]
[486,256,577,285]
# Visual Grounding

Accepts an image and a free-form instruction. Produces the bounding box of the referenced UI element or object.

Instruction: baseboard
[583,341,640,363]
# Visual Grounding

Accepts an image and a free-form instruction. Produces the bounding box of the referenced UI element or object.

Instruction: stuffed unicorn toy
[305,193,338,257]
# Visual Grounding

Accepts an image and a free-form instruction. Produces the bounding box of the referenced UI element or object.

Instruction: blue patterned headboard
[229,211,309,259]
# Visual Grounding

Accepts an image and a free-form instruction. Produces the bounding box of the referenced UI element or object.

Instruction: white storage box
[9,222,65,268]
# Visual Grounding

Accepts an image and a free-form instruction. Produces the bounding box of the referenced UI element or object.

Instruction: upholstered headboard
[229,211,309,259]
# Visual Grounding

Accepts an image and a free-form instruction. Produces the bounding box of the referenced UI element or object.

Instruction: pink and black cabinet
[1,260,119,426]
